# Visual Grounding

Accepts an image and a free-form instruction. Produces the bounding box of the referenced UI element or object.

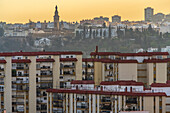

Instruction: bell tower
[54,5,60,30]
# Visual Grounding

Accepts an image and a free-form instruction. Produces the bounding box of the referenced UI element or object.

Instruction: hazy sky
[0,0,170,23]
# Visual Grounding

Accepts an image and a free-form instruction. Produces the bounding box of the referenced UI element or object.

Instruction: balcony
[40,72,52,76]
[16,67,29,70]
[0,68,4,71]
[83,72,94,75]
[17,73,29,77]
[126,99,137,104]
[40,66,51,69]
[0,82,4,85]
[101,105,111,110]
[61,64,75,68]
[38,80,53,83]
[53,96,63,100]
[16,88,29,91]
[105,74,113,77]
[101,98,111,102]
[77,98,87,102]
[87,64,94,68]
[12,95,25,98]
[63,71,75,75]
[12,102,24,105]
[53,104,63,108]
[15,80,29,84]
[77,105,88,109]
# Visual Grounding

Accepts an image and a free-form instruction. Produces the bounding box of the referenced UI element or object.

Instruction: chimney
[130,87,132,92]
[101,86,103,91]
[125,87,127,92]
[96,46,98,53]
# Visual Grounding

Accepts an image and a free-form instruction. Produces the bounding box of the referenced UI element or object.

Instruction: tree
[108,25,111,38]
[103,30,106,37]
[96,29,98,38]
[0,28,4,37]
[89,27,92,38]
[103,23,106,28]
[100,28,102,37]
[83,26,86,38]
[93,30,96,39]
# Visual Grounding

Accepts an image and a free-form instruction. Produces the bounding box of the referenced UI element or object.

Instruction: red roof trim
[36,59,55,62]
[151,83,170,87]
[100,80,144,86]
[82,58,138,63]
[46,89,166,96]
[143,59,168,63]
[82,58,102,62]
[0,51,83,56]
[90,52,120,56]
[0,60,6,64]
[71,80,94,84]
[60,58,78,62]
[12,59,31,63]
[90,52,169,56]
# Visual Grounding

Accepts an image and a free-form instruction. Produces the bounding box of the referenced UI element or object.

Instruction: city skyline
[0,0,170,23]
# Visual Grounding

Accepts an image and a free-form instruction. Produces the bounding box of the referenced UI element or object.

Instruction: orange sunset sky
[0,0,170,23]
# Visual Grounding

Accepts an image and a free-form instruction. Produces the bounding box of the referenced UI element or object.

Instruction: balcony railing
[77,105,88,109]
[53,104,63,108]
[101,98,111,102]
[0,82,4,85]
[61,65,75,68]
[126,99,137,104]
[16,67,29,70]
[17,73,29,77]
[41,66,51,69]
[77,98,87,101]
[53,96,63,100]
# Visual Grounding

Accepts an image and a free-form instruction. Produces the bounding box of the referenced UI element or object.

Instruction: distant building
[4,28,29,37]
[165,14,170,21]
[75,26,117,38]
[112,15,121,23]
[54,5,60,30]
[153,13,165,23]
[34,38,51,47]
[94,16,109,21]
[145,7,154,22]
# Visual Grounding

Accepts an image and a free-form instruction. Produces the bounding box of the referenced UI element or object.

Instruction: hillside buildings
[112,15,121,23]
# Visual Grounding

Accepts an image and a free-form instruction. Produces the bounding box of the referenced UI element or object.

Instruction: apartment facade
[88,51,169,86]
[47,80,168,113]
[0,51,83,113]
[0,50,170,113]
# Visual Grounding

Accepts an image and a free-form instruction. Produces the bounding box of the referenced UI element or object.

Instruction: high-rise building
[112,15,121,23]
[54,5,60,30]
[145,7,154,22]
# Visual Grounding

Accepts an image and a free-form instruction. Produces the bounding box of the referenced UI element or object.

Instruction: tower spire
[54,5,60,31]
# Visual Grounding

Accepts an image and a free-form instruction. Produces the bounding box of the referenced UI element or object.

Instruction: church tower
[54,5,60,30]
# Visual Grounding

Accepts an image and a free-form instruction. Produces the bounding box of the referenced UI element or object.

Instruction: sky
[0,0,170,24]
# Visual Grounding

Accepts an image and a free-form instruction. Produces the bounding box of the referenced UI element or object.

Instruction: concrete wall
[53,55,60,88]
[28,56,36,113]
[76,55,82,80]
[94,62,102,85]
[143,96,154,113]
[4,57,12,113]
[118,63,137,81]
[156,63,167,83]
[147,63,154,85]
